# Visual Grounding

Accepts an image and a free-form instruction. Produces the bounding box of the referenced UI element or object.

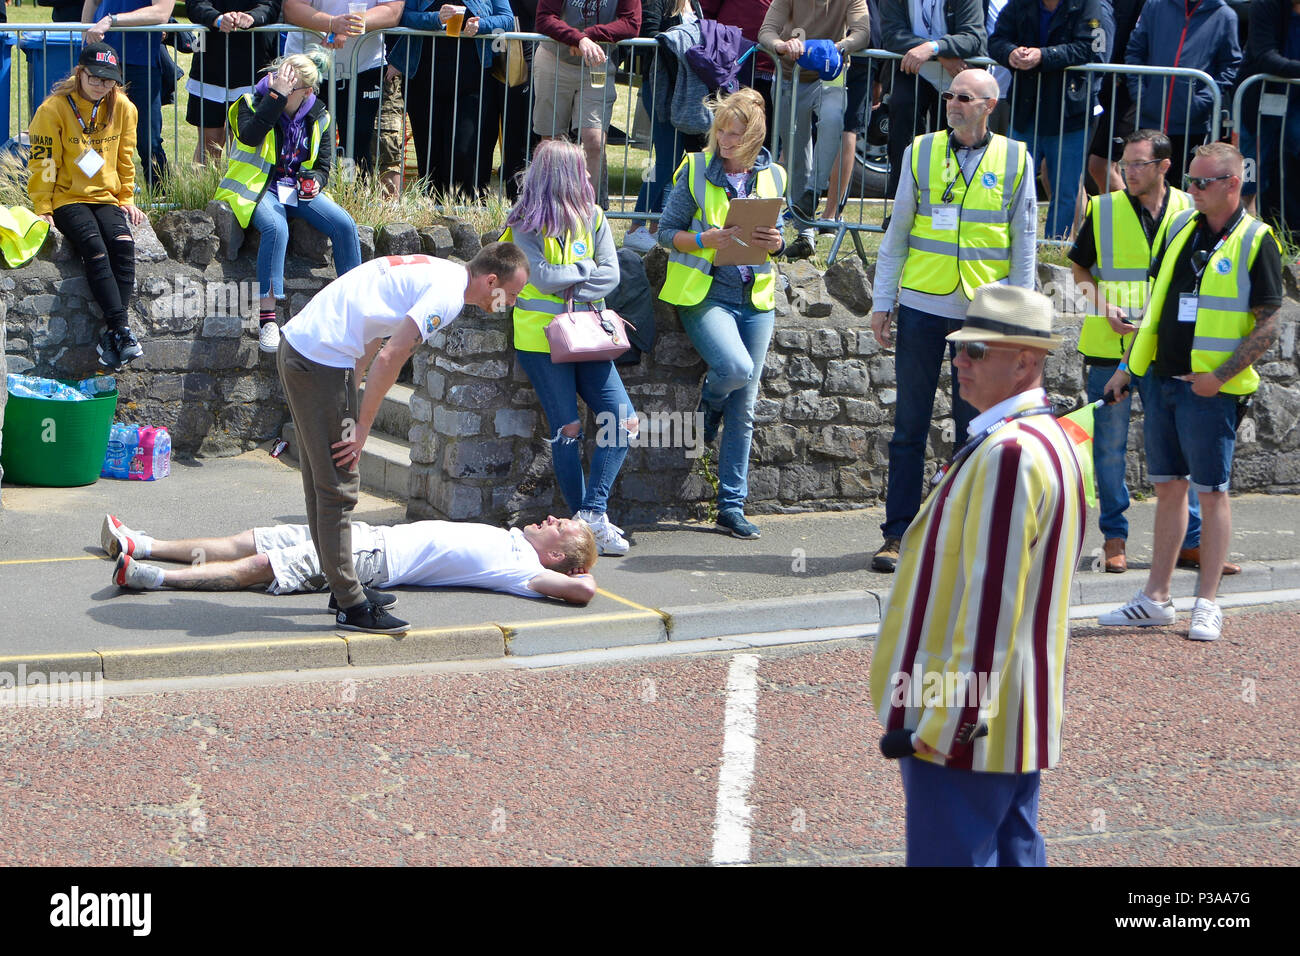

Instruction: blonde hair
[48,67,120,124]
[705,88,767,171]
[555,524,598,575]
[1192,141,1244,178]
[264,47,332,92]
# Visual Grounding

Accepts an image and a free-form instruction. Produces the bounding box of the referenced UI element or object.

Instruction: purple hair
[504,140,596,238]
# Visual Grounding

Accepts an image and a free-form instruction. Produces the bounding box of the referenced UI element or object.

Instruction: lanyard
[1191,208,1244,294]
[933,405,1055,485]
[66,96,101,140]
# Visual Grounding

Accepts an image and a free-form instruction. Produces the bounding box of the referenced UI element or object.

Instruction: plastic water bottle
[77,375,116,397]
[102,424,131,479]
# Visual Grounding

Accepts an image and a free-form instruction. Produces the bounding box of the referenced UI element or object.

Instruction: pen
[730,235,750,247]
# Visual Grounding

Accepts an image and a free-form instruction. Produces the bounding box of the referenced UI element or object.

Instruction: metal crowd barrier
[1232,73,1300,238]
[0,23,1236,262]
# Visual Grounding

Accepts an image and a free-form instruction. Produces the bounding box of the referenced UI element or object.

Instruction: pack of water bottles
[101,423,172,481]
[6,374,117,402]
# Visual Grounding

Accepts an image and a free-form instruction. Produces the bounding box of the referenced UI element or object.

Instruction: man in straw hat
[869,285,1086,866]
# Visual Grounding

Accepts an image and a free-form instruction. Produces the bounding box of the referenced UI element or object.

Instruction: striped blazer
[869,393,1086,773]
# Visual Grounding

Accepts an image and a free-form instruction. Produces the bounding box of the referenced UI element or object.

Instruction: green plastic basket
[1,386,119,487]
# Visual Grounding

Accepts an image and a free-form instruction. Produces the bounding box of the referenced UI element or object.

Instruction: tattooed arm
[1188,305,1281,397]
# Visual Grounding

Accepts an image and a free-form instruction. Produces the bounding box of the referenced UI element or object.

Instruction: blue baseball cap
[797,40,844,82]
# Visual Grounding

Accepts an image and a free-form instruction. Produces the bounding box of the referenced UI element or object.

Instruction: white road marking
[711,653,761,866]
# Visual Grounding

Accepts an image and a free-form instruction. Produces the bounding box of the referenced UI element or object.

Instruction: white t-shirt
[282,255,467,368]
[378,521,546,597]
[284,0,391,77]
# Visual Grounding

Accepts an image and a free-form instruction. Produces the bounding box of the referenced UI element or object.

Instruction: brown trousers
[276,338,366,609]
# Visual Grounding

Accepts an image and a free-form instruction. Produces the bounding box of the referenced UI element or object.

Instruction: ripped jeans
[514,349,635,516]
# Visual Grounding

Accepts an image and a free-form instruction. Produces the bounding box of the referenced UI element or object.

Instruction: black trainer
[113,327,144,366]
[96,328,121,369]
[335,601,409,634]
[716,509,761,539]
[785,234,815,261]
[328,587,398,612]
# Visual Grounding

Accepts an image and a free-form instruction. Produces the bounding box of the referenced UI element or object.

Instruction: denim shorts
[1140,375,1241,492]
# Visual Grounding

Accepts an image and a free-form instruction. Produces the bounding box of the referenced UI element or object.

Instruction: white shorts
[253,523,388,594]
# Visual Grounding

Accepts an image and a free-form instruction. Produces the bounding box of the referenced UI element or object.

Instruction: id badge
[276,181,299,207]
[1177,293,1199,323]
[75,148,105,179]
[1260,92,1289,117]
[931,204,959,230]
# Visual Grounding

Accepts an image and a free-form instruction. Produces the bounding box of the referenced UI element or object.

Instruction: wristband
[930,41,939,54]
[1117,361,1129,373]
[695,232,704,249]
[110,14,119,26]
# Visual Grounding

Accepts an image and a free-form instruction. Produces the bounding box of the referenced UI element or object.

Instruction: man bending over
[102,513,598,605]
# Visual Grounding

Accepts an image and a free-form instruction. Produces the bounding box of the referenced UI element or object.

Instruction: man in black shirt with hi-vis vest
[1069,128,1216,575]
[1099,142,1282,643]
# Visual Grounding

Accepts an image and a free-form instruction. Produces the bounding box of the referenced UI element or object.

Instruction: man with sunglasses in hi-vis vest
[1099,142,1283,643]
[1067,128,1230,577]
[869,67,1036,574]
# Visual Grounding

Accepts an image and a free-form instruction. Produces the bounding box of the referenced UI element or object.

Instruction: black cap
[78,42,123,85]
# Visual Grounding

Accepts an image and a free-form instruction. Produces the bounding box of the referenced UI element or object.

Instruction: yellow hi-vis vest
[215,95,327,229]
[899,131,1025,298]
[501,209,605,353]
[1078,187,1193,361]
[1130,209,1272,396]
[658,152,787,311]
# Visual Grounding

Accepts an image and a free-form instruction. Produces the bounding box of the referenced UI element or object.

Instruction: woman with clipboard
[657,88,787,539]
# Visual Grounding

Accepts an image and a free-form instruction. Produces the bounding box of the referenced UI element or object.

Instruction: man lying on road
[102,513,598,605]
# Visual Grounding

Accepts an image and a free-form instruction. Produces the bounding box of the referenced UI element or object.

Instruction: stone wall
[3,208,1298,519]
[406,250,1300,526]
[0,205,485,457]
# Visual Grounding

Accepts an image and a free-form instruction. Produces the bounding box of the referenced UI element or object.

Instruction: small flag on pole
[1059,400,1100,509]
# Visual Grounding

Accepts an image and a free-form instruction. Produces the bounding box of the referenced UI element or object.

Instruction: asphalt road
[3,602,1295,867]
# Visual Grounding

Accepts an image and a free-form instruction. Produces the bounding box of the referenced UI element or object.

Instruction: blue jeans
[1139,374,1240,494]
[514,349,634,516]
[1105,371,1200,545]
[678,298,775,514]
[630,112,691,230]
[251,189,362,299]
[900,757,1045,866]
[1013,121,1086,240]
[882,304,977,539]
[123,64,167,187]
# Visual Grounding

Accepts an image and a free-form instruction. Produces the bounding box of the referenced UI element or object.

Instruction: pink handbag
[544,298,634,363]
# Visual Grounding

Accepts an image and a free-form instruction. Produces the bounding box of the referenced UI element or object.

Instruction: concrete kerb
[83,572,1300,679]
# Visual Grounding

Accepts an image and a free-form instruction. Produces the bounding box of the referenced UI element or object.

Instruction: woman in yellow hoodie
[28,42,146,370]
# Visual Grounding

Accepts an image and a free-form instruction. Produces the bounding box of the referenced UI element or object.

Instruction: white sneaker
[1098,590,1176,627]
[100,513,140,558]
[576,509,630,556]
[259,321,281,353]
[1188,598,1223,642]
[623,226,657,254]
[113,553,165,590]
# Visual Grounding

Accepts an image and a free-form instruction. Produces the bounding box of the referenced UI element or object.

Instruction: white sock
[136,562,166,589]
[135,534,154,558]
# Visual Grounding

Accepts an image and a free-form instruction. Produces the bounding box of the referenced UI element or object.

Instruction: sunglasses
[954,341,1021,361]
[940,91,990,104]
[1184,173,1232,190]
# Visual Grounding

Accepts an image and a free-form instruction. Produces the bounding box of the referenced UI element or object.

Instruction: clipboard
[714,198,783,267]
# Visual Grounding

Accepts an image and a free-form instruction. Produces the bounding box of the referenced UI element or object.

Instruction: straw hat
[946,285,1063,350]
